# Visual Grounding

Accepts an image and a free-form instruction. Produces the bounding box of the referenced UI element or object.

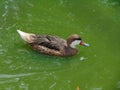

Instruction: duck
[17,30,89,57]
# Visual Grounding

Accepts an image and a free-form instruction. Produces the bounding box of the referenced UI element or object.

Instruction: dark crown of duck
[17,30,89,57]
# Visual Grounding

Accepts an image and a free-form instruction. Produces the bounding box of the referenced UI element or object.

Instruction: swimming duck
[17,30,89,57]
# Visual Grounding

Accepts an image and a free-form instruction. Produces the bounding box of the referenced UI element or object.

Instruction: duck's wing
[31,35,67,51]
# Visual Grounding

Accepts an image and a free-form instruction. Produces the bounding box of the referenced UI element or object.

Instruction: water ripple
[0,73,35,78]
[0,78,19,84]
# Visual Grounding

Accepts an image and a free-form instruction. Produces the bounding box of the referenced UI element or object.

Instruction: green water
[0,0,120,90]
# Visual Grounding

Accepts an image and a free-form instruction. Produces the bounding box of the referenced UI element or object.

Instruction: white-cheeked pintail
[17,30,89,57]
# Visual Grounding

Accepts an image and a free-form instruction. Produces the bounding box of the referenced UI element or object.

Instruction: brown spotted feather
[29,35,67,56]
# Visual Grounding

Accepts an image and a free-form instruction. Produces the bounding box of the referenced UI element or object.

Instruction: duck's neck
[64,46,78,56]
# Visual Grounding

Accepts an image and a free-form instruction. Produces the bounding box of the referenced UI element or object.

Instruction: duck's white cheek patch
[70,40,81,48]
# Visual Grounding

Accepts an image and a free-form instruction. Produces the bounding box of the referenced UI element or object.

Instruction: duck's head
[67,34,89,48]
[17,30,36,43]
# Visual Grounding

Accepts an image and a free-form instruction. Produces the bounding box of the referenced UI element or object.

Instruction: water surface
[0,0,120,90]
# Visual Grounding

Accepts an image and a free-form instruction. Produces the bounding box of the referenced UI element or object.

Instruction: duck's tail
[17,30,35,43]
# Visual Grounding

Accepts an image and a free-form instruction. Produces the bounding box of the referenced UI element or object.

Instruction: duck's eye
[77,38,81,40]
[74,38,81,41]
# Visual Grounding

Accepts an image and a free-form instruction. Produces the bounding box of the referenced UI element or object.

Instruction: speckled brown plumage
[29,35,78,57]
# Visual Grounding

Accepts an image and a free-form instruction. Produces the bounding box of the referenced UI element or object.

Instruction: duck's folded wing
[32,35,66,51]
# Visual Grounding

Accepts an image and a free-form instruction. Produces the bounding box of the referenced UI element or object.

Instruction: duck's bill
[80,41,90,47]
